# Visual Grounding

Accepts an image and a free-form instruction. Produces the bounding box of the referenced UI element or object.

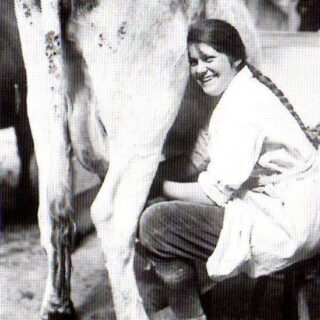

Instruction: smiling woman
[188,43,238,96]
[187,19,247,97]
[138,19,320,320]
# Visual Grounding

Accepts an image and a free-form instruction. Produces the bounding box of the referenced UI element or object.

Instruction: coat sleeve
[198,113,265,206]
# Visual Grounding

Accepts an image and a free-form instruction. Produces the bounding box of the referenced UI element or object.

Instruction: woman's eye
[189,59,198,66]
[204,57,215,63]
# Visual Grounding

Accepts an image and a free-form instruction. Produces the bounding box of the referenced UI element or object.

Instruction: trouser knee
[154,259,196,288]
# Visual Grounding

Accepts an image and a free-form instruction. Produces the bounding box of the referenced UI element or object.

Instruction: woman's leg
[139,200,224,319]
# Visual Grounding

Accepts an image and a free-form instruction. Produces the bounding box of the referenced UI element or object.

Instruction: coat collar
[224,65,253,95]
[208,66,254,127]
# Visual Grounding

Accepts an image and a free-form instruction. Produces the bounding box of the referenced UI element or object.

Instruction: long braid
[245,62,318,150]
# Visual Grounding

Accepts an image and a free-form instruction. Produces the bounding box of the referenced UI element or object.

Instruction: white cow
[14,0,260,319]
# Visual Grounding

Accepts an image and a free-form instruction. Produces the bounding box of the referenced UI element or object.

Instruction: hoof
[41,302,76,320]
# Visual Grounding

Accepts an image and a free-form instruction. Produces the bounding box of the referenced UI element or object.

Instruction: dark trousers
[138,200,224,319]
[139,200,223,262]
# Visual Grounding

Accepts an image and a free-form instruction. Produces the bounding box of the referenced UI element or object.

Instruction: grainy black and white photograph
[1,0,320,319]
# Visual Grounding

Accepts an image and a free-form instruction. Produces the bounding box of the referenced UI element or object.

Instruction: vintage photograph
[1,0,320,319]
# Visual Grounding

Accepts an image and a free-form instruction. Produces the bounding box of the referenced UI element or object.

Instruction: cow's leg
[91,147,163,320]
[15,1,75,319]
[76,3,190,317]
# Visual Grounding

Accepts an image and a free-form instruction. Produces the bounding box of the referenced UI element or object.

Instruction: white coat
[193,66,320,280]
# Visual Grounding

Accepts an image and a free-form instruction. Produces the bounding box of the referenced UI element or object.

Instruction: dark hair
[187,19,247,64]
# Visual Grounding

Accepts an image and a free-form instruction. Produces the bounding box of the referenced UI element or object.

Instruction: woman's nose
[195,61,207,79]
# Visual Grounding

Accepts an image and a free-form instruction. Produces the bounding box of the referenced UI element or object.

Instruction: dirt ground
[1,226,115,320]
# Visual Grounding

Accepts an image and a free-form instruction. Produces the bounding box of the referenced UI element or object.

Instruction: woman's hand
[162,180,214,205]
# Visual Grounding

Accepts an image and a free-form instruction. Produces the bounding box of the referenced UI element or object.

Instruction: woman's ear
[227,57,241,69]
[233,59,243,69]
[233,59,247,71]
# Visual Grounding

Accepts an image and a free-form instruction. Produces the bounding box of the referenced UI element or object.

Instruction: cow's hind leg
[15,1,75,319]
[91,148,163,320]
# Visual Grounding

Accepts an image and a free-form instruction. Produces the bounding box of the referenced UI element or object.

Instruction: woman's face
[188,42,238,96]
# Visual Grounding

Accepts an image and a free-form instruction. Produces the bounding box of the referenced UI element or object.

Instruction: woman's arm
[162,180,214,205]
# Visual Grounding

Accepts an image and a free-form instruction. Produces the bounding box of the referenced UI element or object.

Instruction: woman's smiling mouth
[201,72,219,84]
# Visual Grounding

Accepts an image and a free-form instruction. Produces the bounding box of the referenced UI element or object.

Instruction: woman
[138,19,320,320]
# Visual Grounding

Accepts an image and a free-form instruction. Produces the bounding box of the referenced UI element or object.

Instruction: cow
[1,0,36,215]
[14,0,260,319]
